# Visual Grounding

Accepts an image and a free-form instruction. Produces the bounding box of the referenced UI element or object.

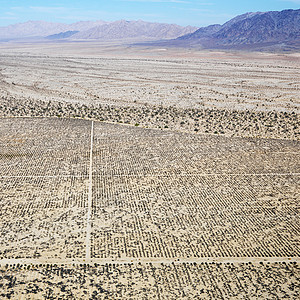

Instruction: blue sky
[0,0,299,27]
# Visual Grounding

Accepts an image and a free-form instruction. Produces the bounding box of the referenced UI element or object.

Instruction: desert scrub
[0,96,298,140]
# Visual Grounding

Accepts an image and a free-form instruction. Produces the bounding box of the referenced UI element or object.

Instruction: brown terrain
[0,42,299,299]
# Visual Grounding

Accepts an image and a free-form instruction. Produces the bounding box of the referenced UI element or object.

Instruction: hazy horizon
[0,0,299,28]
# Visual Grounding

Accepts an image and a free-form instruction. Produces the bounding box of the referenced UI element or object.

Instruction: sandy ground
[0,42,299,113]
[0,43,299,298]
[0,42,299,141]
[0,117,299,298]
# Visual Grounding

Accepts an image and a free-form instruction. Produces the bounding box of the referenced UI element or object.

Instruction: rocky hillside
[178,24,221,40]
[214,9,300,45]
[177,9,300,50]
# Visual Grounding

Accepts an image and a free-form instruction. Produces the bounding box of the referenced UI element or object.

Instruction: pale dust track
[85,121,94,262]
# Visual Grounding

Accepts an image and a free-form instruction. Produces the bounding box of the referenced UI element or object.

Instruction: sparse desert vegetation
[0,116,299,298]
[0,47,299,298]
[0,50,299,140]
[1,262,299,299]
[0,98,299,140]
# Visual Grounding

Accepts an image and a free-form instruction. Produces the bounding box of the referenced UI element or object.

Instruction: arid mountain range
[170,9,300,51]
[71,20,197,40]
[0,20,108,40]
[0,9,299,51]
[0,19,197,41]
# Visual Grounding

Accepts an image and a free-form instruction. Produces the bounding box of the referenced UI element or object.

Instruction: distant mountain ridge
[0,19,198,41]
[0,20,109,39]
[72,20,197,40]
[177,9,300,50]
[178,24,222,40]
[214,9,300,45]
[1,9,299,51]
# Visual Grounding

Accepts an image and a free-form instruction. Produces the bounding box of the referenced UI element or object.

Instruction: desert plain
[0,42,299,299]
